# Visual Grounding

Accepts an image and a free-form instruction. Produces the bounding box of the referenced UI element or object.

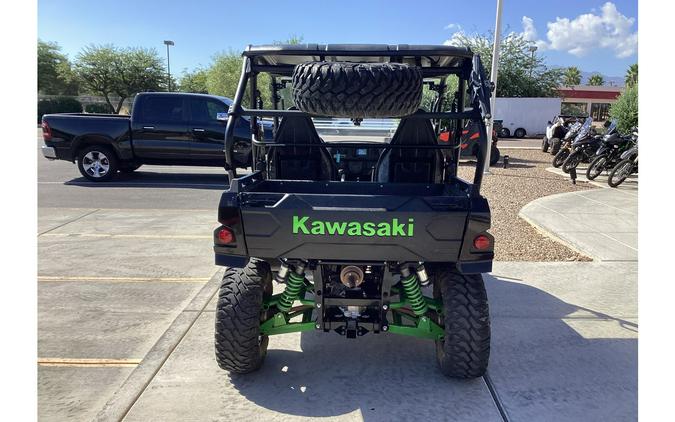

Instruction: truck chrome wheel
[77,145,118,182]
[82,151,110,178]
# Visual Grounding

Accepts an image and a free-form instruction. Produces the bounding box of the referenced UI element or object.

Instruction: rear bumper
[213,173,494,273]
[41,146,57,160]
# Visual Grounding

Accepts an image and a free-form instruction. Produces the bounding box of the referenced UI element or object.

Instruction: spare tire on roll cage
[291,61,423,118]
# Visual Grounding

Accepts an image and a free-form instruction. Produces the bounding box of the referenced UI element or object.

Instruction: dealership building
[557,85,625,122]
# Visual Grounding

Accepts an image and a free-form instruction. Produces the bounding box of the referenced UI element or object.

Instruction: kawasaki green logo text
[292,216,414,237]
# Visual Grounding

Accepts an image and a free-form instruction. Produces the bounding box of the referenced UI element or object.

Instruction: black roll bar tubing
[238,109,478,120]
[224,57,251,178]
[452,78,466,176]
[251,64,464,78]
[251,142,461,150]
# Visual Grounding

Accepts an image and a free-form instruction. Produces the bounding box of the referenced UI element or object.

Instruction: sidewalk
[520,188,637,261]
[546,165,638,191]
[95,262,636,422]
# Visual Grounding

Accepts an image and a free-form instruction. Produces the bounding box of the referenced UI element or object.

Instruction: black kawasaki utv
[213,44,494,378]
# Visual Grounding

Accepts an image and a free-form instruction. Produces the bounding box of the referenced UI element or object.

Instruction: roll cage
[224,44,493,196]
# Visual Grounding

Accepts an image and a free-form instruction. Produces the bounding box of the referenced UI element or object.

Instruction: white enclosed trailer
[494,97,562,138]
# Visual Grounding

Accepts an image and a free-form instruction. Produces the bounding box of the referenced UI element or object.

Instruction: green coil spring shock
[400,266,428,316]
[277,262,307,313]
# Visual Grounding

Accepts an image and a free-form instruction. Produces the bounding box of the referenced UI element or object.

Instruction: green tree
[625,64,638,87]
[587,74,605,86]
[75,45,166,113]
[609,84,637,134]
[563,66,582,86]
[179,68,209,93]
[449,32,563,97]
[275,34,304,45]
[38,40,79,95]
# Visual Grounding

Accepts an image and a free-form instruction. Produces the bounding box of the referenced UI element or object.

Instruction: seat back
[267,114,337,181]
[375,115,444,183]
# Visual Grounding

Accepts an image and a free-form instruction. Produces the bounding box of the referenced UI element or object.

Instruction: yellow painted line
[38,276,210,283]
[38,358,142,367]
[41,233,211,239]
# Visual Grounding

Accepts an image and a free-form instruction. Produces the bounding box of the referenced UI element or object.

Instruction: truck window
[139,96,186,123]
[190,98,228,123]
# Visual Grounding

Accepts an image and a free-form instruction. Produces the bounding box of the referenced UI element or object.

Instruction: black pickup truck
[41,92,271,181]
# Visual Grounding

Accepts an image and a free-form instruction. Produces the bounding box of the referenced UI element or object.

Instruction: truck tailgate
[236,181,471,262]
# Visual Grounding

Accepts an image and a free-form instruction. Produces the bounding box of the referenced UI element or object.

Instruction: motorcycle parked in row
[585,121,637,180]
[542,116,568,154]
[561,117,602,173]
[552,119,584,168]
[608,137,638,187]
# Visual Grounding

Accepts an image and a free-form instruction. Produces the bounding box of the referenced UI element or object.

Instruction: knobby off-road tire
[433,268,491,379]
[489,145,500,166]
[562,150,583,174]
[541,137,549,153]
[608,158,634,188]
[291,61,423,118]
[215,258,273,374]
[586,155,607,180]
[550,138,561,155]
[552,148,569,168]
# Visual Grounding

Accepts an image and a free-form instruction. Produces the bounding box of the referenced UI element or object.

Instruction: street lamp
[528,45,537,78]
[163,40,174,91]
[484,0,503,174]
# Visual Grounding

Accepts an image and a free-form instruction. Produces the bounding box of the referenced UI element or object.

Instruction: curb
[518,203,595,261]
[93,268,223,421]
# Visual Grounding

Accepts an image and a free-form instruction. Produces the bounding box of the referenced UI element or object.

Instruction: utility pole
[163,40,174,91]
[528,45,538,78]
[484,0,503,174]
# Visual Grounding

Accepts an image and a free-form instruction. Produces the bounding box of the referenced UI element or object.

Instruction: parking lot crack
[38,208,100,236]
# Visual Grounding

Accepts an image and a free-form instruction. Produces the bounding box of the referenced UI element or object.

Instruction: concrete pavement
[110,262,636,422]
[37,132,636,421]
[546,165,638,191]
[520,188,637,261]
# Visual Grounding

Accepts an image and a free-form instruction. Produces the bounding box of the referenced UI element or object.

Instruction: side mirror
[547,121,552,125]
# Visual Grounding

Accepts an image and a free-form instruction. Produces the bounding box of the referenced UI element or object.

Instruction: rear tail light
[473,234,492,250]
[42,120,52,141]
[217,226,235,245]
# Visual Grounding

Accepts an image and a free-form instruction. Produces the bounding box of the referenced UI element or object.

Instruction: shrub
[38,97,82,122]
[84,103,113,114]
[609,84,638,134]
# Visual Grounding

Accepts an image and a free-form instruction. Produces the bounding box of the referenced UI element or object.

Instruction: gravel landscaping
[458,149,593,261]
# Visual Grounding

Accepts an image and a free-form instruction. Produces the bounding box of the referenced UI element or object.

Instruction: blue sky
[38,0,638,77]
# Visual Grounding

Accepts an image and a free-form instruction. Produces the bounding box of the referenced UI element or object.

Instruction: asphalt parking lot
[37,133,636,421]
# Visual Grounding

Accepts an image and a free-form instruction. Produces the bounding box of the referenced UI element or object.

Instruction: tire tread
[434,268,491,378]
[292,62,422,118]
[214,258,272,374]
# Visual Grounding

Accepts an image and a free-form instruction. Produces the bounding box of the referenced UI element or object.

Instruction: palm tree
[563,66,582,86]
[588,74,605,86]
[625,64,638,86]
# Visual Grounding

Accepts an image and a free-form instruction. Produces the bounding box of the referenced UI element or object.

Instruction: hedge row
[38,97,82,123]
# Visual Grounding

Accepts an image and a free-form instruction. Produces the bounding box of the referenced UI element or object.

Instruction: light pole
[484,0,503,174]
[528,45,537,78]
[163,40,174,91]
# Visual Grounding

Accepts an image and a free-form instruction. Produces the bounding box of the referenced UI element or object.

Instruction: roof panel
[243,44,473,69]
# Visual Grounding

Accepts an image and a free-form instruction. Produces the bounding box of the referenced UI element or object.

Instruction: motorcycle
[542,116,568,154]
[552,120,583,168]
[561,117,602,174]
[608,134,638,187]
[586,121,636,180]
[438,119,500,166]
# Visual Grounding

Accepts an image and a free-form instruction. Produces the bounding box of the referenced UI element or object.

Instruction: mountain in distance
[579,70,624,87]
[552,66,625,87]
